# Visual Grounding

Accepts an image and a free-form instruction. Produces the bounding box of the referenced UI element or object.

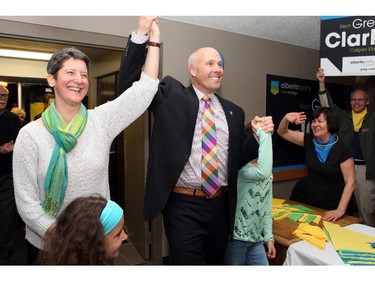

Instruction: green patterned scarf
[42,101,88,216]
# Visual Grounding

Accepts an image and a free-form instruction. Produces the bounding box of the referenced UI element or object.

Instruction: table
[283,223,375,265]
[270,199,363,265]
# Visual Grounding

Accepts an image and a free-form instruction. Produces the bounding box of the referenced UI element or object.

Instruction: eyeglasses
[0,93,9,98]
[351,98,367,103]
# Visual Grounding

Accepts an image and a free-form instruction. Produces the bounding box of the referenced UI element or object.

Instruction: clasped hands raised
[136,16,160,37]
[251,115,274,134]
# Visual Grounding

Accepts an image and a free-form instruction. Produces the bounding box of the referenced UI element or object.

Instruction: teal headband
[99,200,123,236]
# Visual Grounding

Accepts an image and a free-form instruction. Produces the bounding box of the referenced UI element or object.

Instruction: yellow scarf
[352,108,367,132]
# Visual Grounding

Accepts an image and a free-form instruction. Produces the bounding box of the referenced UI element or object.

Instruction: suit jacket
[118,38,259,232]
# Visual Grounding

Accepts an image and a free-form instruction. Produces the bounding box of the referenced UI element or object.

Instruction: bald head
[188,47,224,94]
[188,47,221,69]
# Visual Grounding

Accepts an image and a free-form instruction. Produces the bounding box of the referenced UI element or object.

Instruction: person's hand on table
[323,209,345,221]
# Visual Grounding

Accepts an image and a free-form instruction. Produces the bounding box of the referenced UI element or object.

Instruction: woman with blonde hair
[10,107,26,125]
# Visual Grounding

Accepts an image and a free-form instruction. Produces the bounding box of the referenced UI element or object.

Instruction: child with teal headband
[40,194,127,265]
[100,199,124,236]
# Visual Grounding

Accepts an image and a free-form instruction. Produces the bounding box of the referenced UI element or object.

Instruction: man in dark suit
[118,17,273,265]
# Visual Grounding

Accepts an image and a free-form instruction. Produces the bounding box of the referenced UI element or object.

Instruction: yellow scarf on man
[352,108,367,132]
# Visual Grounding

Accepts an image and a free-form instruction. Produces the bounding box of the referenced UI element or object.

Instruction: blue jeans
[225,239,269,265]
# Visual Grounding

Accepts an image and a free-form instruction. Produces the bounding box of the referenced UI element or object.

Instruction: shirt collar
[192,85,215,101]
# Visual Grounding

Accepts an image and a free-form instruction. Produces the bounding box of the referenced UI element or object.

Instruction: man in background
[34,93,54,120]
[0,84,22,264]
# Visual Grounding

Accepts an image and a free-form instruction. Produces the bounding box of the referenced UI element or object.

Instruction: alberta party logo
[271,80,280,95]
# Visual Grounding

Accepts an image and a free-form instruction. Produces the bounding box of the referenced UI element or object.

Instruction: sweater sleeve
[238,129,273,181]
[319,89,346,118]
[318,89,330,108]
[13,127,55,239]
[263,181,274,242]
[91,72,159,140]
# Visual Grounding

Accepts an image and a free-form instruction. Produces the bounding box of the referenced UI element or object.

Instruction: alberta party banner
[320,16,375,76]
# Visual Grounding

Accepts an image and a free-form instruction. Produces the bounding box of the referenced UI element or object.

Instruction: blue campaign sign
[320,16,375,76]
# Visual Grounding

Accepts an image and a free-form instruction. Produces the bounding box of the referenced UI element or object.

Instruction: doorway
[0,77,49,123]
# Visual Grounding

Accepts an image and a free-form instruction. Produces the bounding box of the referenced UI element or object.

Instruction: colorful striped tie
[201,96,220,197]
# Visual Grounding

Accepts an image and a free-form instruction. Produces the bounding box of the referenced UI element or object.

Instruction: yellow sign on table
[323,221,375,253]
[272,198,286,207]
[323,221,375,265]
[293,223,328,250]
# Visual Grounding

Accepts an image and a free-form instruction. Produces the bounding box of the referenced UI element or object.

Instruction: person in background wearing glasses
[317,68,375,226]
[0,84,22,264]
[40,194,127,265]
